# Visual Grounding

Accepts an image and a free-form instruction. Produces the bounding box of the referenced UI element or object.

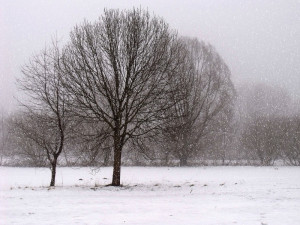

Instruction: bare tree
[204,103,236,165]
[18,42,71,186]
[0,111,12,165]
[61,9,182,186]
[241,116,282,165]
[161,38,235,166]
[281,116,300,166]
[236,83,293,165]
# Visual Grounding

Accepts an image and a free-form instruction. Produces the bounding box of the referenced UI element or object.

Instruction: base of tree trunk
[50,162,57,186]
[111,178,121,186]
[112,148,122,186]
[106,183,123,187]
[179,158,188,167]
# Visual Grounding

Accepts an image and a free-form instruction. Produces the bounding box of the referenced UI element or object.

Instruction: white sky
[0,0,300,112]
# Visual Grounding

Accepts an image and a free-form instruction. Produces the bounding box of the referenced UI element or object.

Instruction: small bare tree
[18,42,70,186]
[61,9,183,186]
[241,116,282,166]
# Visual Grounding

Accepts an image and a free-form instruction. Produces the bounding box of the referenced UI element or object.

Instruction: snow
[0,166,300,225]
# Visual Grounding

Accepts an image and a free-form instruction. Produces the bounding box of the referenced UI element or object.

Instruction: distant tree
[204,103,236,165]
[241,116,282,165]
[235,83,294,165]
[61,9,183,186]
[281,116,300,166]
[67,119,112,166]
[18,42,71,186]
[0,112,12,165]
[161,38,235,166]
[8,112,51,167]
[126,137,161,165]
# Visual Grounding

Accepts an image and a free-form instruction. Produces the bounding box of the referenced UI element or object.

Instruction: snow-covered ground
[0,166,299,225]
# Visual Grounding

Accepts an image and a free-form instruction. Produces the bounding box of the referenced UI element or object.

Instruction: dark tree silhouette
[61,9,183,186]
[18,42,71,186]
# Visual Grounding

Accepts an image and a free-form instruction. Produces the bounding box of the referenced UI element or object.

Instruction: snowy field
[0,166,300,225]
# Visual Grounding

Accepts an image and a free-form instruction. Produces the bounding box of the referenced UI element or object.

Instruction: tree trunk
[112,128,123,186]
[112,147,122,186]
[164,151,169,166]
[179,155,188,166]
[50,157,57,187]
[179,142,189,166]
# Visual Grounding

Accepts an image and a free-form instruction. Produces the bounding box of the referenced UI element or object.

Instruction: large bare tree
[161,38,235,166]
[18,42,70,186]
[61,9,182,186]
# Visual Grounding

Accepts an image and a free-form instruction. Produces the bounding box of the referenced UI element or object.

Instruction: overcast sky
[0,0,299,112]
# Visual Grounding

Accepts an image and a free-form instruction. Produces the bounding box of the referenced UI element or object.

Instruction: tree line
[0,9,299,187]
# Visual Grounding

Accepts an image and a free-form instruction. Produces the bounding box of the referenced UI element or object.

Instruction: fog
[1,0,300,112]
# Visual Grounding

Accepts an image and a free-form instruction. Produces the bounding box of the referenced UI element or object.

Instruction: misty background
[1,0,299,113]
